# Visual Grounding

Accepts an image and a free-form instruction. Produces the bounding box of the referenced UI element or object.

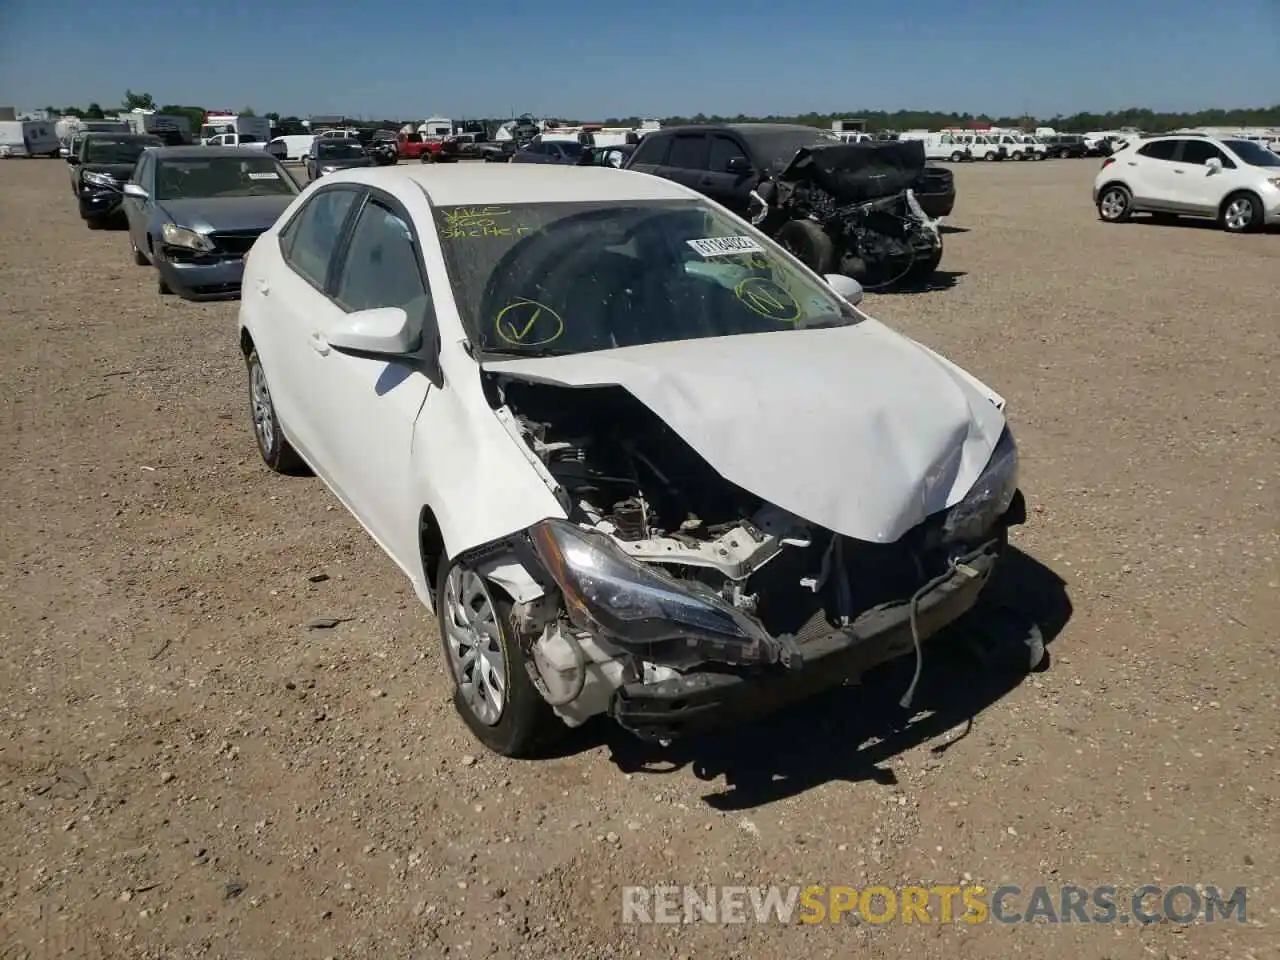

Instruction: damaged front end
[750,139,943,288]
[476,377,1024,743]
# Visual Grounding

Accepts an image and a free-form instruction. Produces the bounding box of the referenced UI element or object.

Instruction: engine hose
[898,562,958,710]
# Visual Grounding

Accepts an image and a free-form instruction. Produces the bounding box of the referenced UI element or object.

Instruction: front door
[292,191,438,570]
[658,133,711,196]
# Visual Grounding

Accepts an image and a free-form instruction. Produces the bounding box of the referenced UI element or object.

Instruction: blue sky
[1,0,1276,119]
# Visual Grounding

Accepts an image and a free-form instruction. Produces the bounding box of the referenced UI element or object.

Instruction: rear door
[657,132,711,194]
[1131,139,1185,210]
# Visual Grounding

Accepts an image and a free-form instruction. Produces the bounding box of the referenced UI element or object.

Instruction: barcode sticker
[686,236,765,258]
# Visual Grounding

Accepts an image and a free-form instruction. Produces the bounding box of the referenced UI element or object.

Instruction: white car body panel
[484,318,1006,544]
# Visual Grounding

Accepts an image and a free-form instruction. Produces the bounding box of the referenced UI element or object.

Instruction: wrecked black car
[748,139,943,288]
[626,124,943,288]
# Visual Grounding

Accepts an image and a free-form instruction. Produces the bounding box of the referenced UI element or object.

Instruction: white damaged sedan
[238,163,1026,756]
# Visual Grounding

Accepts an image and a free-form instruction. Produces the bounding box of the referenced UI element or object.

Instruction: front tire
[1220,192,1262,233]
[1097,184,1133,223]
[775,219,836,274]
[983,151,997,161]
[1011,150,1024,161]
[437,558,558,758]
[949,151,963,163]
[245,348,306,474]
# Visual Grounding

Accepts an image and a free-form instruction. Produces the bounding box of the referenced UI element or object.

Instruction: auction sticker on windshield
[248,172,280,180]
[687,236,765,258]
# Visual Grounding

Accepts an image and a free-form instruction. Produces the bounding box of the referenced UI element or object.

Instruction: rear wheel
[983,151,997,161]
[1220,192,1262,233]
[775,219,836,274]
[1011,150,1024,161]
[1096,184,1133,223]
[437,558,558,758]
[949,151,964,162]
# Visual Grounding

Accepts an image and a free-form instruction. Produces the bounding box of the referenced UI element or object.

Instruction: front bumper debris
[609,539,1001,741]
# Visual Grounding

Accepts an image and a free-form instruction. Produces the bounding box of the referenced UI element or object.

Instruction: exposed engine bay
[749,140,943,288]
[480,374,1013,731]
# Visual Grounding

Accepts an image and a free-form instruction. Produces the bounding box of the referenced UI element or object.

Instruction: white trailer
[266,134,317,161]
[0,119,60,157]
[120,112,193,144]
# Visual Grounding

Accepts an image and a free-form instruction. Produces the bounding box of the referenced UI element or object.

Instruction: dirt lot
[1,157,1276,959]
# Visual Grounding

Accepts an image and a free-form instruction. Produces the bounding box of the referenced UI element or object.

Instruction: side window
[1179,139,1233,167]
[629,135,668,165]
[666,134,710,170]
[708,135,746,173]
[333,200,429,317]
[1137,140,1178,161]
[280,188,360,289]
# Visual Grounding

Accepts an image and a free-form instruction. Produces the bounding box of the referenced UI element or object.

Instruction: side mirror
[726,156,753,175]
[1205,157,1223,173]
[122,183,148,200]
[66,155,80,165]
[824,273,864,306]
[328,307,416,356]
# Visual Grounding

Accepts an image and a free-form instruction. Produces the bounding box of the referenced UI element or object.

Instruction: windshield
[434,200,860,358]
[318,141,366,160]
[1223,139,1280,167]
[557,141,586,157]
[85,137,162,163]
[154,155,299,200]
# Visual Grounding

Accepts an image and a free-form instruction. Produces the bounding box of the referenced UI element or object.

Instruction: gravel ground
[1,157,1276,959]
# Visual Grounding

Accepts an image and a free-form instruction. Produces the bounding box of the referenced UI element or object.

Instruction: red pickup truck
[396,132,460,162]
[396,132,430,161]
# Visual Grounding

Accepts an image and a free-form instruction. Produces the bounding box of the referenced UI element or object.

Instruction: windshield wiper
[477,345,566,359]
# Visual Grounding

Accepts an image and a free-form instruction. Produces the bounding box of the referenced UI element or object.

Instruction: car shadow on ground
[876,269,965,295]
[548,547,1072,807]
[1124,214,1280,234]
[938,225,970,235]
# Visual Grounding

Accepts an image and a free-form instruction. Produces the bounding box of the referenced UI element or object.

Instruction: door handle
[255,277,270,296]
[308,332,330,356]
[1173,169,1184,174]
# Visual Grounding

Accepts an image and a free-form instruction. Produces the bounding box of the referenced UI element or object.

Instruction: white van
[951,133,1007,161]
[988,133,1046,160]
[266,134,317,162]
[898,132,974,162]
[0,120,60,158]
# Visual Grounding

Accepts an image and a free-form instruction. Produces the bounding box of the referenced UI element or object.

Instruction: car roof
[148,146,277,160]
[651,122,826,138]
[321,163,697,206]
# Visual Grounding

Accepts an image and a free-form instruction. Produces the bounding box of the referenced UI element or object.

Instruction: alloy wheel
[250,362,275,454]
[442,567,507,726]
[1224,198,1254,232]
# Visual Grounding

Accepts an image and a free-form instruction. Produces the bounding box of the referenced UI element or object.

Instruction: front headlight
[161,223,214,252]
[942,428,1019,543]
[530,519,777,668]
[82,170,117,188]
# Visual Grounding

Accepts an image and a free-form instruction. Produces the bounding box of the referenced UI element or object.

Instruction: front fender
[408,343,566,569]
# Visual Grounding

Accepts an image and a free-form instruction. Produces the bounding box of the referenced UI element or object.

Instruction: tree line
[45,93,1280,135]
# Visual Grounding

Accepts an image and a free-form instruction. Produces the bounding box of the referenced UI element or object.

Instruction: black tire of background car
[1096,184,1133,223]
[436,557,560,758]
[776,219,836,274]
[983,151,997,161]
[902,246,944,285]
[1219,191,1262,234]
[85,217,108,230]
[244,349,307,474]
[131,238,148,265]
[949,151,964,162]
[1011,151,1024,161]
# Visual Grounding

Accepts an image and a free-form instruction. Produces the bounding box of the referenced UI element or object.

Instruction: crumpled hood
[157,195,295,233]
[483,320,1008,543]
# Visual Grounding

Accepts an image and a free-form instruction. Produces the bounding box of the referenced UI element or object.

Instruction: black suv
[67,133,165,228]
[1039,134,1088,159]
[625,123,955,219]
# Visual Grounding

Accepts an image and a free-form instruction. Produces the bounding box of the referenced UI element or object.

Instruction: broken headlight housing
[530,519,778,669]
[942,427,1019,544]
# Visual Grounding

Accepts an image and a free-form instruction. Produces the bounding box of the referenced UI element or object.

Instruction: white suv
[1094,135,1280,233]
